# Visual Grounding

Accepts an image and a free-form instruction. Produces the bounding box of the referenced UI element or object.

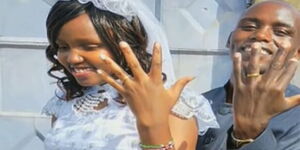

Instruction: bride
[42,0,219,149]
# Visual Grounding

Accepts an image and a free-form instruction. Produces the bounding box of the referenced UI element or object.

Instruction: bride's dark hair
[46,0,151,100]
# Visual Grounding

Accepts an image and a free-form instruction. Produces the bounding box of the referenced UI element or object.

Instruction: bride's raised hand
[96,41,193,125]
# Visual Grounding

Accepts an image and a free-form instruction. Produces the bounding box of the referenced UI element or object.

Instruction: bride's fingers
[119,41,148,80]
[99,54,133,86]
[169,77,194,100]
[96,69,125,93]
[149,42,163,83]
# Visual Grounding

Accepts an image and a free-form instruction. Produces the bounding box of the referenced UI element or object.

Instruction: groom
[198,1,300,149]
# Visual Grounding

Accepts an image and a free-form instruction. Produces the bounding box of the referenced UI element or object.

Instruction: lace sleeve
[42,90,65,118]
[171,89,219,135]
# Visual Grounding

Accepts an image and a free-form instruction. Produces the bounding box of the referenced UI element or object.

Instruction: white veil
[43,0,176,85]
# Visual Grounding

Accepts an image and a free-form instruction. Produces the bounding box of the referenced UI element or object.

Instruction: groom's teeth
[261,49,268,55]
[245,47,251,52]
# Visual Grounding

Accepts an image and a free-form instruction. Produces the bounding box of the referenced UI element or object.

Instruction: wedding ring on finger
[246,73,260,78]
[122,76,130,85]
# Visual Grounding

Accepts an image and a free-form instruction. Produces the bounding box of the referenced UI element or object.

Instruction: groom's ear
[226,32,232,48]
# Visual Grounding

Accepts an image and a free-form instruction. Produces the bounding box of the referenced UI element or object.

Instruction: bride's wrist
[136,121,172,145]
[135,113,169,127]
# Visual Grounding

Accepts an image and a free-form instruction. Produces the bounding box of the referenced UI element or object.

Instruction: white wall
[0,0,54,149]
[162,0,247,92]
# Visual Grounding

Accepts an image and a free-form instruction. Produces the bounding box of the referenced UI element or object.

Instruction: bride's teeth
[73,67,94,73]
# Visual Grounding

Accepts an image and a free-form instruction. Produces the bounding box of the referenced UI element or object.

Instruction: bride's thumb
[170,76,195,99]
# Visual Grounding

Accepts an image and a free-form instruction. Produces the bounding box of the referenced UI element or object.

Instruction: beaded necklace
[72,84,118,115]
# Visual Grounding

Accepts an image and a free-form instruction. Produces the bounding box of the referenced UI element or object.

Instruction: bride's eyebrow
[73,38,103,44]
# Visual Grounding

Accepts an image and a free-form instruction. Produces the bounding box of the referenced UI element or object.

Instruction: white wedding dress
[42,84,218,150]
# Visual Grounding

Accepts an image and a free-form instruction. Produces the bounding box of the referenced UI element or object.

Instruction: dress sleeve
[171,88,219,135]
[42,90,65,118]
